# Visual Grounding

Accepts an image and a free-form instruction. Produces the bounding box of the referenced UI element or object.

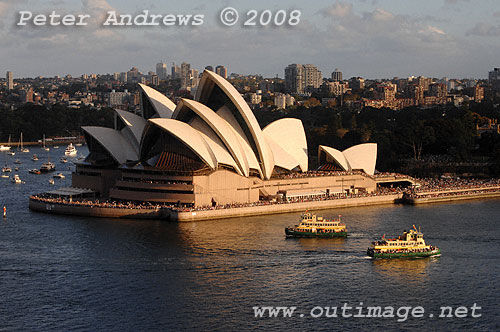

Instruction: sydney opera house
[71,70,378,208]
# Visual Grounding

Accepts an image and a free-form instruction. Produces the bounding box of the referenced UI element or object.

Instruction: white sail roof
[190,117,240,174]
[319,143,377,176]
[172,99,249,177]
[139,83,176,118]
[264,136,300,171]
[146,118,217,169]
[196,70,274,179]
[115,109,147,152]
[343,143,377,176]
[216,105,262,176]
[82,126,138,164]
[319,145,349,171]
[263,118,308,172]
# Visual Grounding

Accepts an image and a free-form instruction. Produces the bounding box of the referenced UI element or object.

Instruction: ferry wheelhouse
[285,211,347,238]
[367,226,440,258]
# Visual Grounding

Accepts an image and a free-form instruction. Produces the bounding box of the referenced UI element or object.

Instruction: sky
[0,0,499,79]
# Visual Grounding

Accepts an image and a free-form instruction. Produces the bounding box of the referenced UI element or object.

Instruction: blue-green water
[0,149,499,331]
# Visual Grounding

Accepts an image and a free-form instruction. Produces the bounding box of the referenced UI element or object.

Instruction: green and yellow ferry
[285,211,347,238]
[367,226,440,258]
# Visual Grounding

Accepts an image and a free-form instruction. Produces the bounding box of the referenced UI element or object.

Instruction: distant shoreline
[0,139,85,147]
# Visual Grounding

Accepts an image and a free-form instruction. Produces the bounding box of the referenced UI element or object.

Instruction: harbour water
[1,149,499,331]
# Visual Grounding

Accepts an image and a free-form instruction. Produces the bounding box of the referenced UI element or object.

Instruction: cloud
[322,2,353,18]
[466,23,500,36]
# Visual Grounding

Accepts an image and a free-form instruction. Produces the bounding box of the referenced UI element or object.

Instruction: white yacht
[40,161,55,173]
[65,143,77,156]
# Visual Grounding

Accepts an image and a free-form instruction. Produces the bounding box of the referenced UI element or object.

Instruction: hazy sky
[1,0,499,79]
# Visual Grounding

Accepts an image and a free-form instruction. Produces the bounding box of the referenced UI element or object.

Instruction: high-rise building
[151,75,159,86]
[6,71,13,90]
[156,62,168,80]
[474,85,484,103]
[127,67,140,82]
[303,64,322,91]
[331,68,342,81]
[113,72,120,81]
[171,63,181,80]
[349,77,365,90]
[190,69,200,89]
[285,64,304,94]
[489,68,500,90]
[324,81,349,96]
[108,89,131,106]
[489,68,500,81]
[285,64,322,94]
[180,62,191,90]
[215,65,227,79]
[19,87,33,103]
[119,72,128,83]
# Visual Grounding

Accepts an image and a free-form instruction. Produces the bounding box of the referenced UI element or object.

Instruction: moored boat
[29,169,41,174]
[32,154,39,161]
[64,143,77,156]
[11,174,22,184]
[285,211,347,238]
[367,226,440,258]
[40,161,55,173]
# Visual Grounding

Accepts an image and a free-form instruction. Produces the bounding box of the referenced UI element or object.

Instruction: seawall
[29,198,170,220]
[402,191,500,205]
[171,194,401,221]
[29,194,401,222]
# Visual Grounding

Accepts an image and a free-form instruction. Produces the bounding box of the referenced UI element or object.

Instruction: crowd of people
[30,176,500,214]
[413,177,500,193]
[405,187,500,199]
[30,194,175,210]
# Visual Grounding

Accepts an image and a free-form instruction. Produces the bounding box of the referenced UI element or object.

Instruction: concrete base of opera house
[29,194,402,221]
[28,198,171,220]
[400,191,500,205]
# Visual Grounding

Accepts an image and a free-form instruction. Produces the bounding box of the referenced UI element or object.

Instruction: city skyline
[0,0,499,78]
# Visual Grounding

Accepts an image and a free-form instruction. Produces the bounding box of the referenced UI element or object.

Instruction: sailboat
[0,135,12,151]
[40,148,55,173]
[41,134,49,151]
[19,132,29,153]
[2,151,11,172]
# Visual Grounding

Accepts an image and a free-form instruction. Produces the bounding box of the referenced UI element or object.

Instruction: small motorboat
[2,165,12,173]
[32,154,39,161]
[11,174,22,184]
[29,169,41,174]
[14,159,22,164]
[60,157,68,163]
[49,179,55,185]
[53,172,65,179]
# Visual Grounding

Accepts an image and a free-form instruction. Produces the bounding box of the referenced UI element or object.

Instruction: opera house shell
[73,70,378,207]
